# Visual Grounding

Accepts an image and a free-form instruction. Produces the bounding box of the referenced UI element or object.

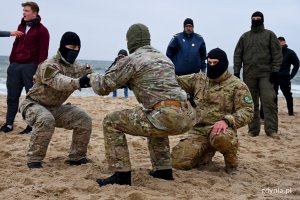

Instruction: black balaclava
[207,48,229,79]
[126,23,151,54]
[251,11,264,27]
[59,32,81,64]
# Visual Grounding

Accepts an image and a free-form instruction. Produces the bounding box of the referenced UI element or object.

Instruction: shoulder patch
[44,66,58,79]
[244,95,253,104]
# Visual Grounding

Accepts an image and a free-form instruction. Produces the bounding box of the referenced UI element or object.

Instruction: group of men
[0,1,299,187]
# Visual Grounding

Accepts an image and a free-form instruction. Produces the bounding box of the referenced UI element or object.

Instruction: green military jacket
[89,45,187,109]
[177,71,254,132]
[234,25,282,77]
[25,51,93,106]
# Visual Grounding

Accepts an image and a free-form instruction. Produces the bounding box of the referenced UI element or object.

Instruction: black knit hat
[183,18,194,27]
[278,36,285,41]
[118,49,128,56]
[60,31,81,49]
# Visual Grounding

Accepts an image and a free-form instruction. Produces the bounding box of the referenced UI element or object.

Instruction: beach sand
[0,95,299,200]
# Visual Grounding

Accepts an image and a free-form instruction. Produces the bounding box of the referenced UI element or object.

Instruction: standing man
[275,36,299,116]
[166,18,207,75]
[171,48,254,175]
[89,23,196,186]
[19,32,93,169]
[234,11,282,138]
[0,2,50,134]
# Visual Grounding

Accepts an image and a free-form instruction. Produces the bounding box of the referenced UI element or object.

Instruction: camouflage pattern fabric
[19,51,93,162]
[172,71,254,169]
[25,51,93,106]
[89,45,197,171]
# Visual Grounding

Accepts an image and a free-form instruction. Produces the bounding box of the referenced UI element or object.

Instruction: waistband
[153,100,189,110]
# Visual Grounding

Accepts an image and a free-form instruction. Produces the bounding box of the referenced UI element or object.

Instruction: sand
[0,95,299,200]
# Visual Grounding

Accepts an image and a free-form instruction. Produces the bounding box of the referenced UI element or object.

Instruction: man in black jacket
[275,37,299,116]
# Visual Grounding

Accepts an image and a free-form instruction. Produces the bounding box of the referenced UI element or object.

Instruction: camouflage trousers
[20,98,92,162]
[171,126,238,170]
[103,104,196,172]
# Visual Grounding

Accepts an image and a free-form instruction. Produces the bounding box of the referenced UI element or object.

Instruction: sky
[1,0,300,63]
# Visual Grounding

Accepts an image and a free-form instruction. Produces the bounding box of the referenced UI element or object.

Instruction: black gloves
[79,74,91,88]
[270,72,278,83]
[187,94,197,108]
[234,73,240,79]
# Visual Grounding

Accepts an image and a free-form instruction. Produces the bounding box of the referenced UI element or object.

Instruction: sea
[1,55,300,97]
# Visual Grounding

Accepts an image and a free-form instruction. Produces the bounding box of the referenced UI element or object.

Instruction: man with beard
[171,48,254,175]
[19,32,93,169]
[234,11,282,138]
[88,23,197,186]
[0,2,49,134]
[166,18,207,75]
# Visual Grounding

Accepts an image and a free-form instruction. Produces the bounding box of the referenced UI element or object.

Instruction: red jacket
[9,15,50,65]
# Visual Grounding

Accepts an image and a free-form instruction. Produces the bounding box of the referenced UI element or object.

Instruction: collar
[251,24,265,33]
[209,70,231,84]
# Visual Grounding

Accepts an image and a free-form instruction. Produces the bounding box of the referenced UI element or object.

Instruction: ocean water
[1,55,300,97]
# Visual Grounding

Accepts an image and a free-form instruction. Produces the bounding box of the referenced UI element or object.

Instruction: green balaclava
[126,23,151,54]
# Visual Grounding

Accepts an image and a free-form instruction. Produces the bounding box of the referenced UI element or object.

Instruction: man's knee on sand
[209,130,238,154]
[171,129,238,170]
[171,137,208,170]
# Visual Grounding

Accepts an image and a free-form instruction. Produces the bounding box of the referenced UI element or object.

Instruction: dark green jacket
[234,25,282,77]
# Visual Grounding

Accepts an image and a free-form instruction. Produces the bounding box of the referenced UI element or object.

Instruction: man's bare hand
[210,120,228,135]
[10,31,24,38]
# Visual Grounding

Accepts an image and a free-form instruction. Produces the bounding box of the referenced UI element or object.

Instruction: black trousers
[6,63,36,125]
[274,75,293,115]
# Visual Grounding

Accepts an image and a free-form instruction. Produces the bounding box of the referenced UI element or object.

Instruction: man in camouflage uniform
[19,32,93,169]
[171,48,254,175]
[233,11,282,137]
[87,23,196,186]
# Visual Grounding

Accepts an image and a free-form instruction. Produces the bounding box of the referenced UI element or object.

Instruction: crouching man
[171,48,254,174]
[87,23,196,186]
[19,32,93,169]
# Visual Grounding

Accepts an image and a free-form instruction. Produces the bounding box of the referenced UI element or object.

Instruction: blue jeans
[113,87,128,98]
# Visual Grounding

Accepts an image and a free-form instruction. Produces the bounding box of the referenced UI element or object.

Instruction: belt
[153,100,186,110]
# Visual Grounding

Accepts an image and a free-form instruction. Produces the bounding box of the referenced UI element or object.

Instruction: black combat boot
[149,169,174,180]
[68,158,90,166]
[19,125,32,134]
[96,171,131,187]
[27,162,43,169]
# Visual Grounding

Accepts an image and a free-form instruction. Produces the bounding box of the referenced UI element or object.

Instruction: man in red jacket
[0,1,49,134]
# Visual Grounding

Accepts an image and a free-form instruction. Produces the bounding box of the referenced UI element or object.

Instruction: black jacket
[279,45,299,78]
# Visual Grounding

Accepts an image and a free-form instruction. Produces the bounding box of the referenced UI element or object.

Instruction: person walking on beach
[166,18,207,75]
[0,30,24,38]
[106,49,129,99]
[88,23,196,186]
[234,11,282,138]
[274,36,299,116]
[171,48,254,175]
[19,32,93,169]
[0,2,50,134]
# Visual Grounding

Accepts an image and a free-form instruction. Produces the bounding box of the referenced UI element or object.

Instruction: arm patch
[44,66,58,79]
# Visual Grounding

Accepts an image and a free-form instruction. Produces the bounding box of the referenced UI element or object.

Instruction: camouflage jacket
[177,71,254,130]
[90,45,187,109]
[26,51,93,106]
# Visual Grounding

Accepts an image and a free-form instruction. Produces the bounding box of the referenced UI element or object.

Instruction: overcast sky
[1,0,300,63]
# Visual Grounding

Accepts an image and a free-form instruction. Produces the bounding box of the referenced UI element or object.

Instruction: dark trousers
[274,75,293,115]
[6,63,36,125]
